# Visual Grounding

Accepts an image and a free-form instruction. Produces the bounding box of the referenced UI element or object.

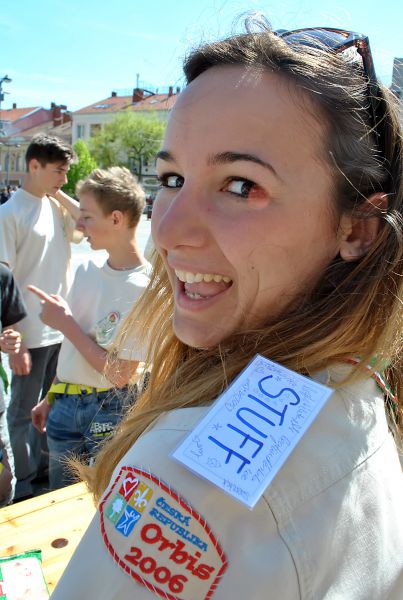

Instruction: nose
[152,186,207,251]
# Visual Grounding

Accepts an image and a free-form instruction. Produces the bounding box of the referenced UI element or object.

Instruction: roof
[16,119,71,142]
[0,107,39,122]
[74,95,133,114]
[131,93,177,112]
[74,92,178,115]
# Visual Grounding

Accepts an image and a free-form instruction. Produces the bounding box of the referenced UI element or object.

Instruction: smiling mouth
[175,269,233,300]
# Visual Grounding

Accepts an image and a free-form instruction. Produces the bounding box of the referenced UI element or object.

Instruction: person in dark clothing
[0,187,11,205]
[0,263,27,505]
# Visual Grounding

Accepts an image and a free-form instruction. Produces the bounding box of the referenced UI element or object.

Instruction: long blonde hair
[76,23,403,503]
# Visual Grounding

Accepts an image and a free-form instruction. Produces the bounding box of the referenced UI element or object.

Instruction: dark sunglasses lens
[278,28,351,50]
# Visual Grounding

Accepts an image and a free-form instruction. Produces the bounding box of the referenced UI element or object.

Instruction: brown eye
[224,178,255,198]
[223,178,268,203]
[158,174,184,188]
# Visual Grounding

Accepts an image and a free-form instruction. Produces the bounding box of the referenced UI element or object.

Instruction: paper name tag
[173,355,334,509]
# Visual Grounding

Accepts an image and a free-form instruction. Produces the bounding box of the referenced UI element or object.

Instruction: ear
[339,192,388,261]
[28,158,40,174]
[110,210,124,227]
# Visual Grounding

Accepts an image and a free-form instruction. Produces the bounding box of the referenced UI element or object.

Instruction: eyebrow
[156,150,279,178]
[208,151,278,177]
[156,150,173,162]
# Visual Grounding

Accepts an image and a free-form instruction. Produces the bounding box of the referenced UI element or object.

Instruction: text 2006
[124,546,187,594]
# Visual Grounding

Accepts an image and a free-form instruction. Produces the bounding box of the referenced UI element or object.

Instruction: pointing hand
[27,284,73,334]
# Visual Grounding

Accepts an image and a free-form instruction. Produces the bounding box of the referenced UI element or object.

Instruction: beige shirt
[0,189,75,348]
[52,367,403,599]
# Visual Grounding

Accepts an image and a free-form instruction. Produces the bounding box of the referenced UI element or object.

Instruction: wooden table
[0,482,96,594]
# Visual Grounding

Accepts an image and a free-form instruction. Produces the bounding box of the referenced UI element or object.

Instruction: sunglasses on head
[274,28,384,155]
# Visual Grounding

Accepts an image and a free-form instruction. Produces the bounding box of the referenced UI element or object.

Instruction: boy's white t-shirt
[56,259,151,389]
[0,189,75,348]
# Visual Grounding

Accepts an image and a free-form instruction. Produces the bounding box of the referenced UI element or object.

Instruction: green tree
[88,112,165,179]
[63,139,97,196]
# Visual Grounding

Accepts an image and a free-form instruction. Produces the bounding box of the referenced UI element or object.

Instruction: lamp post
[0,75,12,135]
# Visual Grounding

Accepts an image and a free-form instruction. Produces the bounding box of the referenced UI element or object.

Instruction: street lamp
[0,75,12,135]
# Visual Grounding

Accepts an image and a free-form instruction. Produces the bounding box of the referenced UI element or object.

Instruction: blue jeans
[7,344,60,499]
[46,386,134,490]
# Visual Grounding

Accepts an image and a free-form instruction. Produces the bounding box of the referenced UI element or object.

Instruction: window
[90,123,101,136]
[77,124,85,139]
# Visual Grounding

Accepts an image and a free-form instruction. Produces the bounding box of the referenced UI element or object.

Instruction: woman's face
[152,66,343,348]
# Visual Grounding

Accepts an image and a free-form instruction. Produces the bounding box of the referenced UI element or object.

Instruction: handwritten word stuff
[173,355,334,508]
[208,374,300,474]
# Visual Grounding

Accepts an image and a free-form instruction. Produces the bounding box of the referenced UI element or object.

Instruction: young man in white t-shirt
[0,134,79,499]
[30,167,151,489]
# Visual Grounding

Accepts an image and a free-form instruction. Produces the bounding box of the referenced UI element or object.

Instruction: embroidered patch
[100,466,228,599]
[89,420,115,438]
[95,311,121,345]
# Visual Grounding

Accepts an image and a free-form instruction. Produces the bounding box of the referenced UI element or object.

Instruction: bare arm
[31,397,52,433]
[51,312,138,387]
[54,189,80,222]
[1,326,31,375]
[0,328,22,354]
[27,285,139,387]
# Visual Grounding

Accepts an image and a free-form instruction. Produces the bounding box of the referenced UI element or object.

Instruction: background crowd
[0,133,150,503]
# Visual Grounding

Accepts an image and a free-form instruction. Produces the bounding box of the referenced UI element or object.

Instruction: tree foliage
[63,139,97,196]
[88,112,165,179]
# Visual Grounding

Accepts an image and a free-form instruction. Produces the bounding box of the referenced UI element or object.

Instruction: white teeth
[175,269,232,284]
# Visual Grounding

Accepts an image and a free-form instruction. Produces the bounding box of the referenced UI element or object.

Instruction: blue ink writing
[207,437,251,474]
[207,374,301,474]
[259,375,300,405]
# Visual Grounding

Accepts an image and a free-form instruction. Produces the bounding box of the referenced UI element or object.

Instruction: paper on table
[173,355,334,509]
[0,551,49,600]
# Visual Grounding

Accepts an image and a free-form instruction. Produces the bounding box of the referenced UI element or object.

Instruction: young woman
[52,21,403,600]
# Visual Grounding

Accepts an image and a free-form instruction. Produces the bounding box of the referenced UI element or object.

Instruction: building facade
[72,87,179,195]
[0,103,71,186]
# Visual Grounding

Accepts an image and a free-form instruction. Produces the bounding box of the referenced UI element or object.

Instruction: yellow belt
[47,382,110,404]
